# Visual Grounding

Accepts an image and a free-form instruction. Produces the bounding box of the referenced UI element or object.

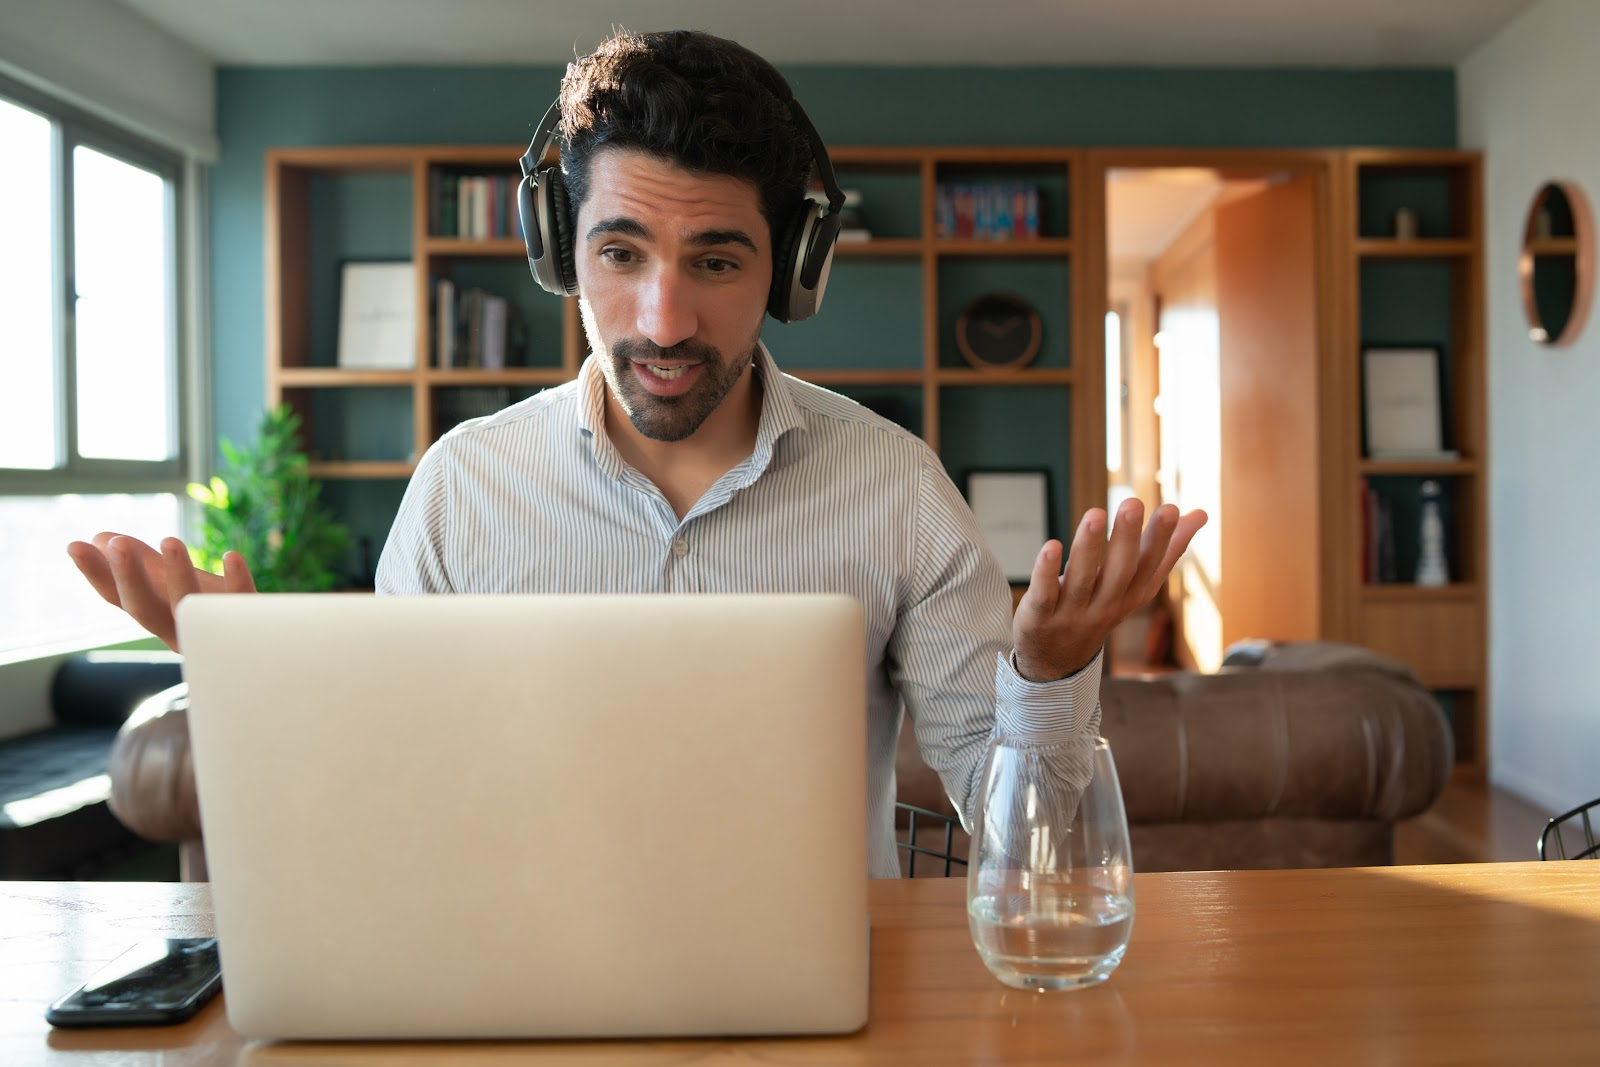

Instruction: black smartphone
[45,936,222,1028]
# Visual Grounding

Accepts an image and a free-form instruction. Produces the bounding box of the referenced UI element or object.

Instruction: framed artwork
[336,261,417,370]
[964,469,1051,583]
[1361,346,1450,459]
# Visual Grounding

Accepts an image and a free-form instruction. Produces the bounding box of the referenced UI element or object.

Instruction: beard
[601,335,758,443]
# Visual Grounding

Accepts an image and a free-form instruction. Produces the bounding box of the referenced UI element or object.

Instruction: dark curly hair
[557,29,813,246]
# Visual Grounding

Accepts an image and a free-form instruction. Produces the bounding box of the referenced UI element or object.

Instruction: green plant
[187,405,351,592]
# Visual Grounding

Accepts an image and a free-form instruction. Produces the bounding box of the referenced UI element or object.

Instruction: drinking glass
[966,735,1135,991]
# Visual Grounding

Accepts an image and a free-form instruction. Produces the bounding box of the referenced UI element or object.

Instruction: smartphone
[45,937,222,1028]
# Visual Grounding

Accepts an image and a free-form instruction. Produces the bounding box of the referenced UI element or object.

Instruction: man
[69,29,1205,878]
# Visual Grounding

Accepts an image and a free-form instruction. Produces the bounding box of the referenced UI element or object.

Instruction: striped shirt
[376,343,1101,878]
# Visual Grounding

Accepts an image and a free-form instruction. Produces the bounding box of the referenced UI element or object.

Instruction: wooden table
[5,862,1599,1065]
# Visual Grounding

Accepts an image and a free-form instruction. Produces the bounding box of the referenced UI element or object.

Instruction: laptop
[175,593,869,1041]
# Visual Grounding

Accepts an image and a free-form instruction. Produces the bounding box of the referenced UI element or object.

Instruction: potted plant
[186,405,351,592]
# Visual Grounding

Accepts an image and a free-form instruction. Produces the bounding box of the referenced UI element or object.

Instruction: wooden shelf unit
[265,142,1100,548]
[1340,149,1488,780]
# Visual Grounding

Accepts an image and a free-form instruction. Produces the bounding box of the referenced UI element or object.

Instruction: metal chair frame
[1539,797,1600,860]
[895,802,968,877]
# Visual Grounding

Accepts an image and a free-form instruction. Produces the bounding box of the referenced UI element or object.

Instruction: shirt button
[672,538,689,558]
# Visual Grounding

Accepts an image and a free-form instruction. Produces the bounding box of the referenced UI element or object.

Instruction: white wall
[1459,0,1600,815]
[0,0,216,159]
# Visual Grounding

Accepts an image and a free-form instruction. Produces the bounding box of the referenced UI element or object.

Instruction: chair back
[1539,797,1600,860]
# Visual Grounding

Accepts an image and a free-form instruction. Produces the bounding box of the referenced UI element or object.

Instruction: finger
[1136,508,1209,603]
[1060,508,1108,609]
[67,541,123,608]
[92,531,167,589]
[1092,498,1145,605]
[221,551,258,594]
[1125,503,1182,599]
[160,537,204,610]
[1017,540,1064,616]
[107,536,180,650]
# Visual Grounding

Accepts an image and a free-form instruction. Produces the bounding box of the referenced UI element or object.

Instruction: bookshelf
[263,143,1489,779]
[1339,149,1487,780]
[264,144,1098,581]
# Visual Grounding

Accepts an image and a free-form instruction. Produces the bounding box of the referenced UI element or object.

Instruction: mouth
[641,363,691,381]
[628,357,704,397]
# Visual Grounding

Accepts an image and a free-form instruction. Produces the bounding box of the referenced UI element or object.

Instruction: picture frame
[336,261,417,370]
[964,469,1052,584]
[1361,345,1450,459]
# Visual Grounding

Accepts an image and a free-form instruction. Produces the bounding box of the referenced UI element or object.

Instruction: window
[0,81,188,662]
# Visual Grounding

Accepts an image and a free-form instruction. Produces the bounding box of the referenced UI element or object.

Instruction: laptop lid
[176,593,869,1041]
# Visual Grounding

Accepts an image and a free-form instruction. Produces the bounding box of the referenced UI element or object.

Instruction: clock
[955,293,1042,370]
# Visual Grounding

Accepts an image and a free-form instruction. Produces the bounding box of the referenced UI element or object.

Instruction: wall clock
[956,293,1042,370]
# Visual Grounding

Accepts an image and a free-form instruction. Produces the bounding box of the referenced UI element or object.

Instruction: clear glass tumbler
[966,735,1135,991]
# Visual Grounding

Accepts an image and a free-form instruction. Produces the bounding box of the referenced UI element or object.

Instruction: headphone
[516,97,846,324]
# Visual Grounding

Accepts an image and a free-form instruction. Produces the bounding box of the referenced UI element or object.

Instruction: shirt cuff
[993,647,1103,740]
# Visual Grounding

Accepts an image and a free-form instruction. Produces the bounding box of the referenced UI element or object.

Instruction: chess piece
[1415,480,1449,587]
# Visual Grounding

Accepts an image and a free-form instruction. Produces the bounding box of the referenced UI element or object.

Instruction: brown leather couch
[897,640,1455,875]
[109,641,1452,881]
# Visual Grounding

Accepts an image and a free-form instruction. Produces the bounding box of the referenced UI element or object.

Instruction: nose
[635,263,698,349]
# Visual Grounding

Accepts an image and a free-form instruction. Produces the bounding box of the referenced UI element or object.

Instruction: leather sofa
[897,640,1455,874]
[108,641,1453,880]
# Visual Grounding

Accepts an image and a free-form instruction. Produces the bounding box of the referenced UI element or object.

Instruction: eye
[599,247,637,266]
[699,257,738,275]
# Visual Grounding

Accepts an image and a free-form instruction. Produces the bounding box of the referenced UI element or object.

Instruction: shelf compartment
[1360,473,1476,585]
[1355,160,1473,241]
[774,258,923,373]
[940,385,1073,544]
[284,386,415,468]
[938,257,1072,370]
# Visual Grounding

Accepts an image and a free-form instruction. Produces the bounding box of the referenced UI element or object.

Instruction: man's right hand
[67,532,257,653]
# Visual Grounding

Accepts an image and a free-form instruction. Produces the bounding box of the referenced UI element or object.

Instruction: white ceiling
[113,0,1537,68]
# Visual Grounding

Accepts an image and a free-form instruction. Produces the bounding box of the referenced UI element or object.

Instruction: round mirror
[1519,181,1595,346]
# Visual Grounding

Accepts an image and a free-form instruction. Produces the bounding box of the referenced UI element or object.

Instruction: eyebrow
[586,216,759,255]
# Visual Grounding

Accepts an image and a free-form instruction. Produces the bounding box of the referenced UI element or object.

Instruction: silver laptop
[175,593,869,1041]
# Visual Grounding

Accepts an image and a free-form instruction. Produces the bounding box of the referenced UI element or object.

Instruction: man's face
[573,148,774,443]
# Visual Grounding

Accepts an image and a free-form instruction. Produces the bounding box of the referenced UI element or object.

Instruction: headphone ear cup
[767,203,815,323]
[526,166,578,297]
[544,168,578,296]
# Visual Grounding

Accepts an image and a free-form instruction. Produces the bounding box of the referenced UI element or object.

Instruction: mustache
[612,337,722,364]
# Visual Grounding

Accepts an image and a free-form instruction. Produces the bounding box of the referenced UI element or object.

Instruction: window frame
[0,72,190,498]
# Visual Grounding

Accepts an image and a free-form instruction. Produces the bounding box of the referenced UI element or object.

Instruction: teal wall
[213,63,1456,452]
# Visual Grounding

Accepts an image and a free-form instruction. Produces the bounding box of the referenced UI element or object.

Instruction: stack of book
[936,182,1041,240]
[431,279,523,369]
[430,172,523,240]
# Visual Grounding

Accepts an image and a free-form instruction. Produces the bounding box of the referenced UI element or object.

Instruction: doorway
[1096,154,1330,673]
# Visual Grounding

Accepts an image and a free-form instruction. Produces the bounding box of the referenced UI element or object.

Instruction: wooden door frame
[1076,148,1352,644]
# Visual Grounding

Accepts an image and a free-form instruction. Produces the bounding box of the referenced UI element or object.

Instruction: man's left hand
[1012,499,1208,683]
